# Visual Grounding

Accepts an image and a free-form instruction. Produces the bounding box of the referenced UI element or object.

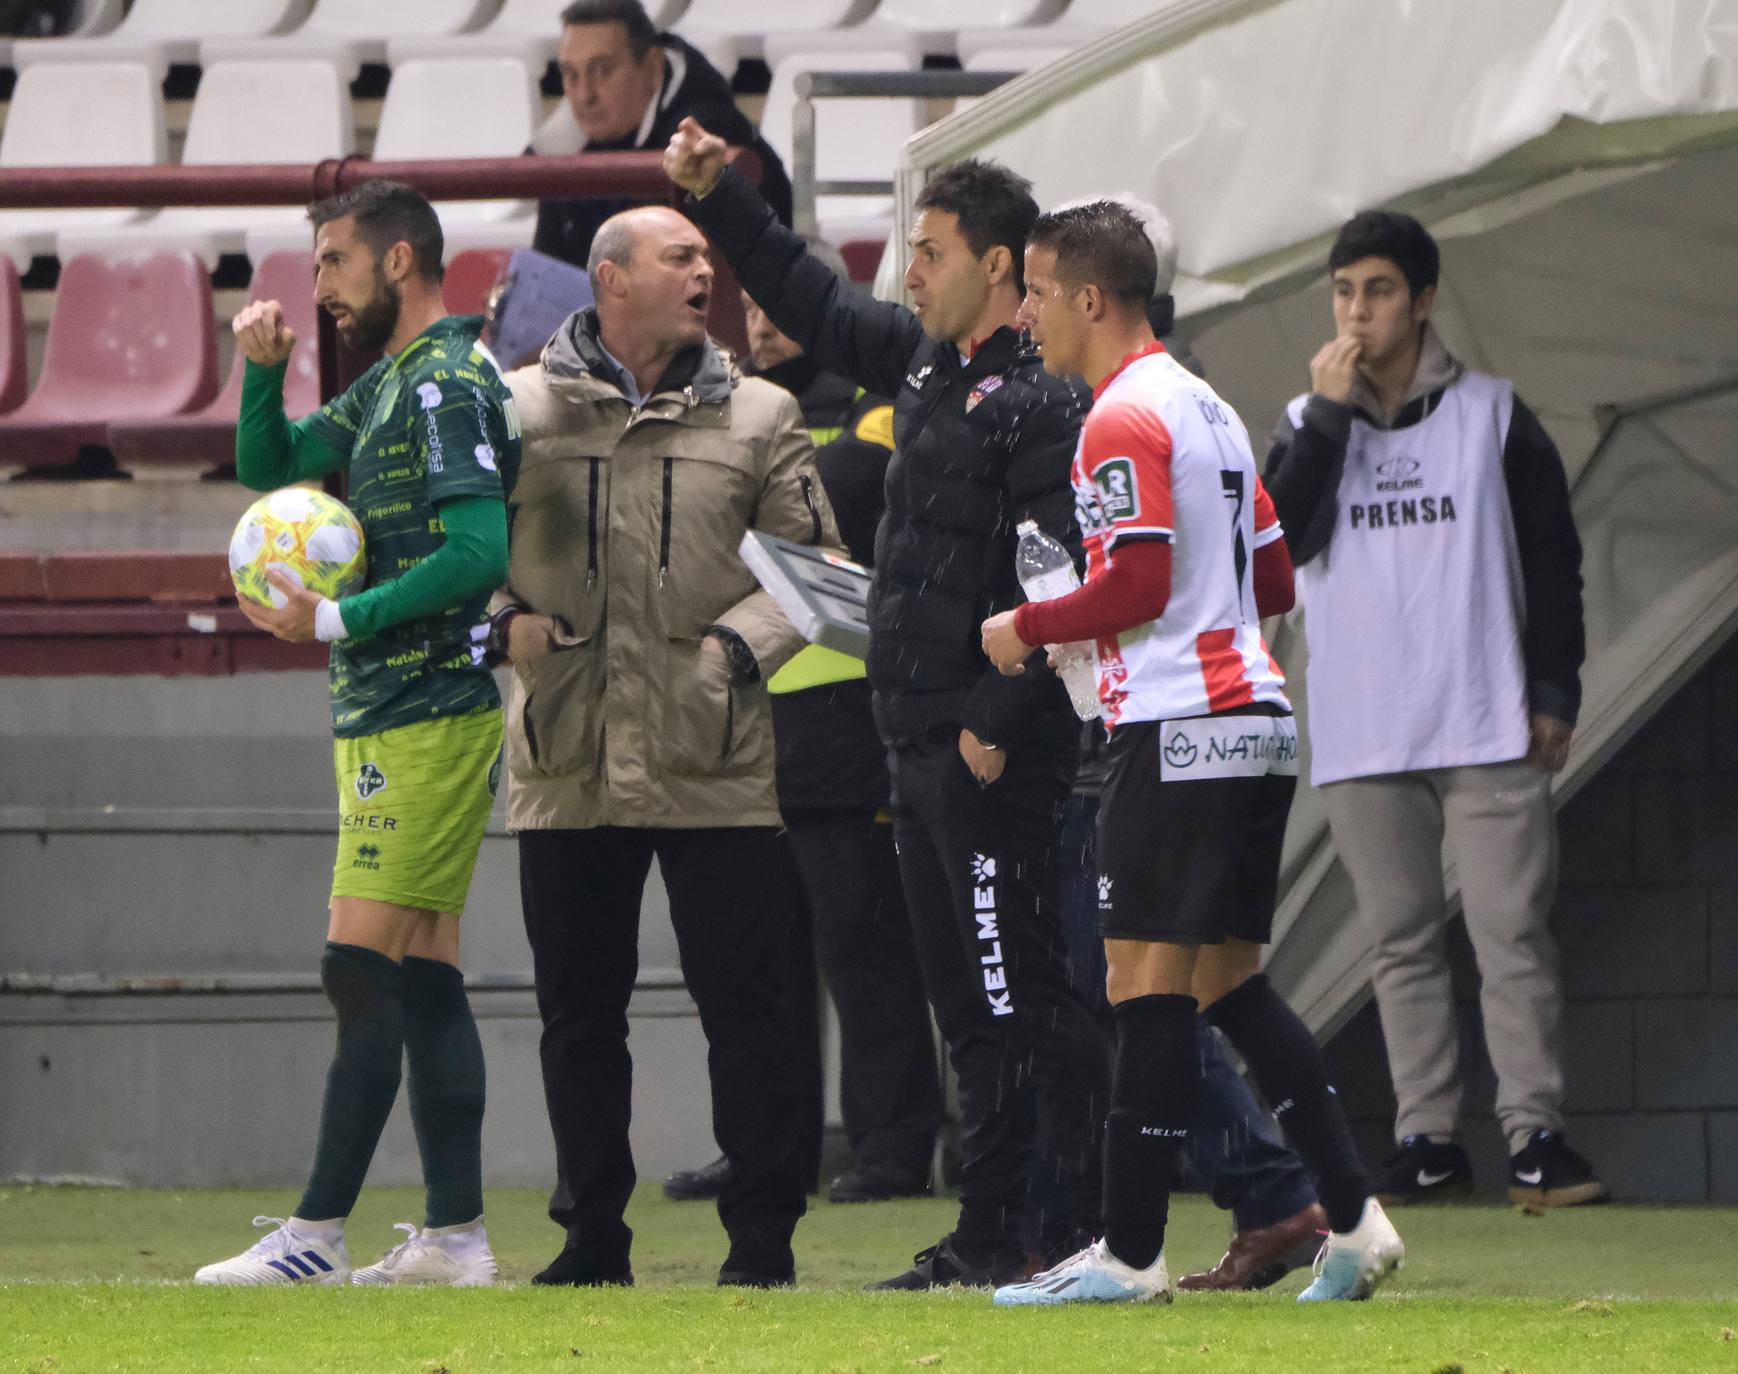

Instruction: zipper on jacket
[798,473,822,543]
[585,457,600,591]
[659,456,674,588]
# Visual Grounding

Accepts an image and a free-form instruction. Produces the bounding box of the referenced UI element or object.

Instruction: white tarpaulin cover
[892,0,1738,1034]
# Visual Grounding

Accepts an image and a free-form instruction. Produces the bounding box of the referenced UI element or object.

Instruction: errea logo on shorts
[970,853,1013,1018]
[355,762,388,800]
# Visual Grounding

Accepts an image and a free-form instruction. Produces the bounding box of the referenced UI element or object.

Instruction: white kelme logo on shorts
[970,853,1012,1017]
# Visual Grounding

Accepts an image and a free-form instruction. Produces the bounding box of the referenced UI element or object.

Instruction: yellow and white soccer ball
[229,487,366,609]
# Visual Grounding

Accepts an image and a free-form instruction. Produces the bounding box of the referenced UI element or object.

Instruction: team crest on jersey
[1093,458,1140,521]
[355,762,388,800]
[965,375,1003,413]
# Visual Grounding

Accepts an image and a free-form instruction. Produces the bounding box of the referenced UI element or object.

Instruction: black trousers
[890,728,1111,1250]
[785,809,943,1179]
[519,826,807,1265]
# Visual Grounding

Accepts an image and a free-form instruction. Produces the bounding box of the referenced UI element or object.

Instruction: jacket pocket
[654,636,742,777]
[652,445,761,640]
[507,644,604,781]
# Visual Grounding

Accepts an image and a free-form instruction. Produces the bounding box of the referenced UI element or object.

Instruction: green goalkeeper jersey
[298,315,521,738]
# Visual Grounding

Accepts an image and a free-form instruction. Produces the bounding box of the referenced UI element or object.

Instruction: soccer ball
[229,487,366,610]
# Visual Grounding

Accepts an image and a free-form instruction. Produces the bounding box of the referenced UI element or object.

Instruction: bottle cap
[1016,519,1038,535]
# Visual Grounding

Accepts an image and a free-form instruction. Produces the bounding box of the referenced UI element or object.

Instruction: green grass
[3,1185,1737,1372]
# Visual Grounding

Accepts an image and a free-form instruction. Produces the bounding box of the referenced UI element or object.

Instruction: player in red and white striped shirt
[982,201,1401,1308]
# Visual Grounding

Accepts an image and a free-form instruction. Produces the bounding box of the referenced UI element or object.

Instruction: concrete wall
[0,670,721,1191]
[1322,635,1738,1202]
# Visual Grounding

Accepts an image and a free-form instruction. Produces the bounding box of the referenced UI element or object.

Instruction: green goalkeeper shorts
[330,708,503,914]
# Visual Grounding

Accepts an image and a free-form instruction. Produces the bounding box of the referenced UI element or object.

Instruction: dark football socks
[296,942,406,1223]
[402,956,487,1228]
[1206,973,1371,1234]
[1102,993,1201,1270]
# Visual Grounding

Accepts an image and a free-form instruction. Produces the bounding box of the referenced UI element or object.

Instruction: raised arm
[666,118,924,400]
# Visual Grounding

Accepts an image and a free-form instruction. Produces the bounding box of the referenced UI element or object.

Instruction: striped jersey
[1073,344,1290,727]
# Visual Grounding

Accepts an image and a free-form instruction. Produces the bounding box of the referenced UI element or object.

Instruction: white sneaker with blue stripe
[1296,1197,1404,1302]
[194,1216,350,1285]
[992,1239,1173,1307]
[353,1220,498,1287]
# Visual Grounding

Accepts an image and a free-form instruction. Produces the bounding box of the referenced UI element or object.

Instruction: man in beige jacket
[489,206,842,1290]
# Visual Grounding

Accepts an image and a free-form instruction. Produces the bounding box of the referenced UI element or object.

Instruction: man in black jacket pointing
[668,118,1109,1289]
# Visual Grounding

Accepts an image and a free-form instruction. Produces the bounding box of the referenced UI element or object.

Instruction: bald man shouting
[491,206,843,1290]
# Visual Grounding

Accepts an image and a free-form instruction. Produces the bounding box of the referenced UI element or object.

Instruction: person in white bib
[1264,210,1605,1210]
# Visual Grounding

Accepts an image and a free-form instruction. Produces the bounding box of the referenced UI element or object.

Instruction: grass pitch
[2,1184,1736,1372]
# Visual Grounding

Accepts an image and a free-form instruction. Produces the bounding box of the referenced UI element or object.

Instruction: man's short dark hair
[560,0,658,59]
[1328,210,1439,298]
[308,178,444,283]
[915,159,1038,294]
[1027,200,1157,313]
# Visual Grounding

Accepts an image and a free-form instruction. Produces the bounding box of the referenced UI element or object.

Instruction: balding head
[589,206,715,369]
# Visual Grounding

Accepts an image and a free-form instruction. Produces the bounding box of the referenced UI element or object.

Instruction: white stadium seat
[0,63,167,272]
[204,0,502,76]
[957,0,1161,66]
[864,0,1067,55]
[373,58,542,254]
[679,0,876,69]
[759,45,921,245]
[390,0,693,65]
[55,61,353,268]
[10,0,310,75]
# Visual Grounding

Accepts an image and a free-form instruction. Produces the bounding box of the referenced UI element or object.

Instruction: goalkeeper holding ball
[198,179,520,1287]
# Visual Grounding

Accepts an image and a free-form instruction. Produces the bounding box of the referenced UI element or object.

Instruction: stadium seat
[863,0,1066,55]
[0,260,26,416]
[0,252,219,468]
[390,0,692,65]
[55,60,354,268]
[955,0,1154,66]
[10,0,311,76]
[373,58,541,253]
[203,0,501,77]
[759,44,921,244]
[679,0,876,69]
[442,247,514,317]
[837,237,886,284]
[106,251,318,469]
[0,63,167,273]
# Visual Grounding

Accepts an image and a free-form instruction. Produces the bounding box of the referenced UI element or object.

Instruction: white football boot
[1296,1197,1404,1301]
[194,1216,350,1285]
[993,1239,1173,1307]
[352,1220,498,1287]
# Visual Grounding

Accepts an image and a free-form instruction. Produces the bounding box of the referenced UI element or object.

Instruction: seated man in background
[664,239,943,1209]
[531,0,793,270]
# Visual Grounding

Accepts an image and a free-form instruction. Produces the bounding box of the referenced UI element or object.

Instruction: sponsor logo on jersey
[1159,717,1300,779]
[1097,873,1114,907]
[965,375,1003,413]
[417,381,443,411]
[475,442,498,472]
[342,813,397,830]
[1093,457,1140,521]
[354,842,382,871]
[970,853,1012,1017]
[354,762,388,800]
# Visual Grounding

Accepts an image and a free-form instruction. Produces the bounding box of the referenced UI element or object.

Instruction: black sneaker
[1509,1129,1608,1207]
[1372,1134,1474,1204]
[531,1247,634,1287]
[867,1233,1032,1291]
[663,1153,733,1202]
[826,1162,931,1204]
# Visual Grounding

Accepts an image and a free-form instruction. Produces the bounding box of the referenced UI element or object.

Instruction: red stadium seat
[0,259,26,416]
[839,238,886,283]
[442,248,513,317]
[108,252,319,468]
[0,252,218,468]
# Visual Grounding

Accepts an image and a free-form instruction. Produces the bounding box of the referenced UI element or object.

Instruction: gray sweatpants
[1320,757,1566,1154]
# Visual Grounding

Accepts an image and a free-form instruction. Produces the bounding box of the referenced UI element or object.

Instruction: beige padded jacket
[499,311,842,830]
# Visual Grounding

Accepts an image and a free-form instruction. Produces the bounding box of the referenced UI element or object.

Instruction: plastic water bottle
[1014,519,1101,721]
